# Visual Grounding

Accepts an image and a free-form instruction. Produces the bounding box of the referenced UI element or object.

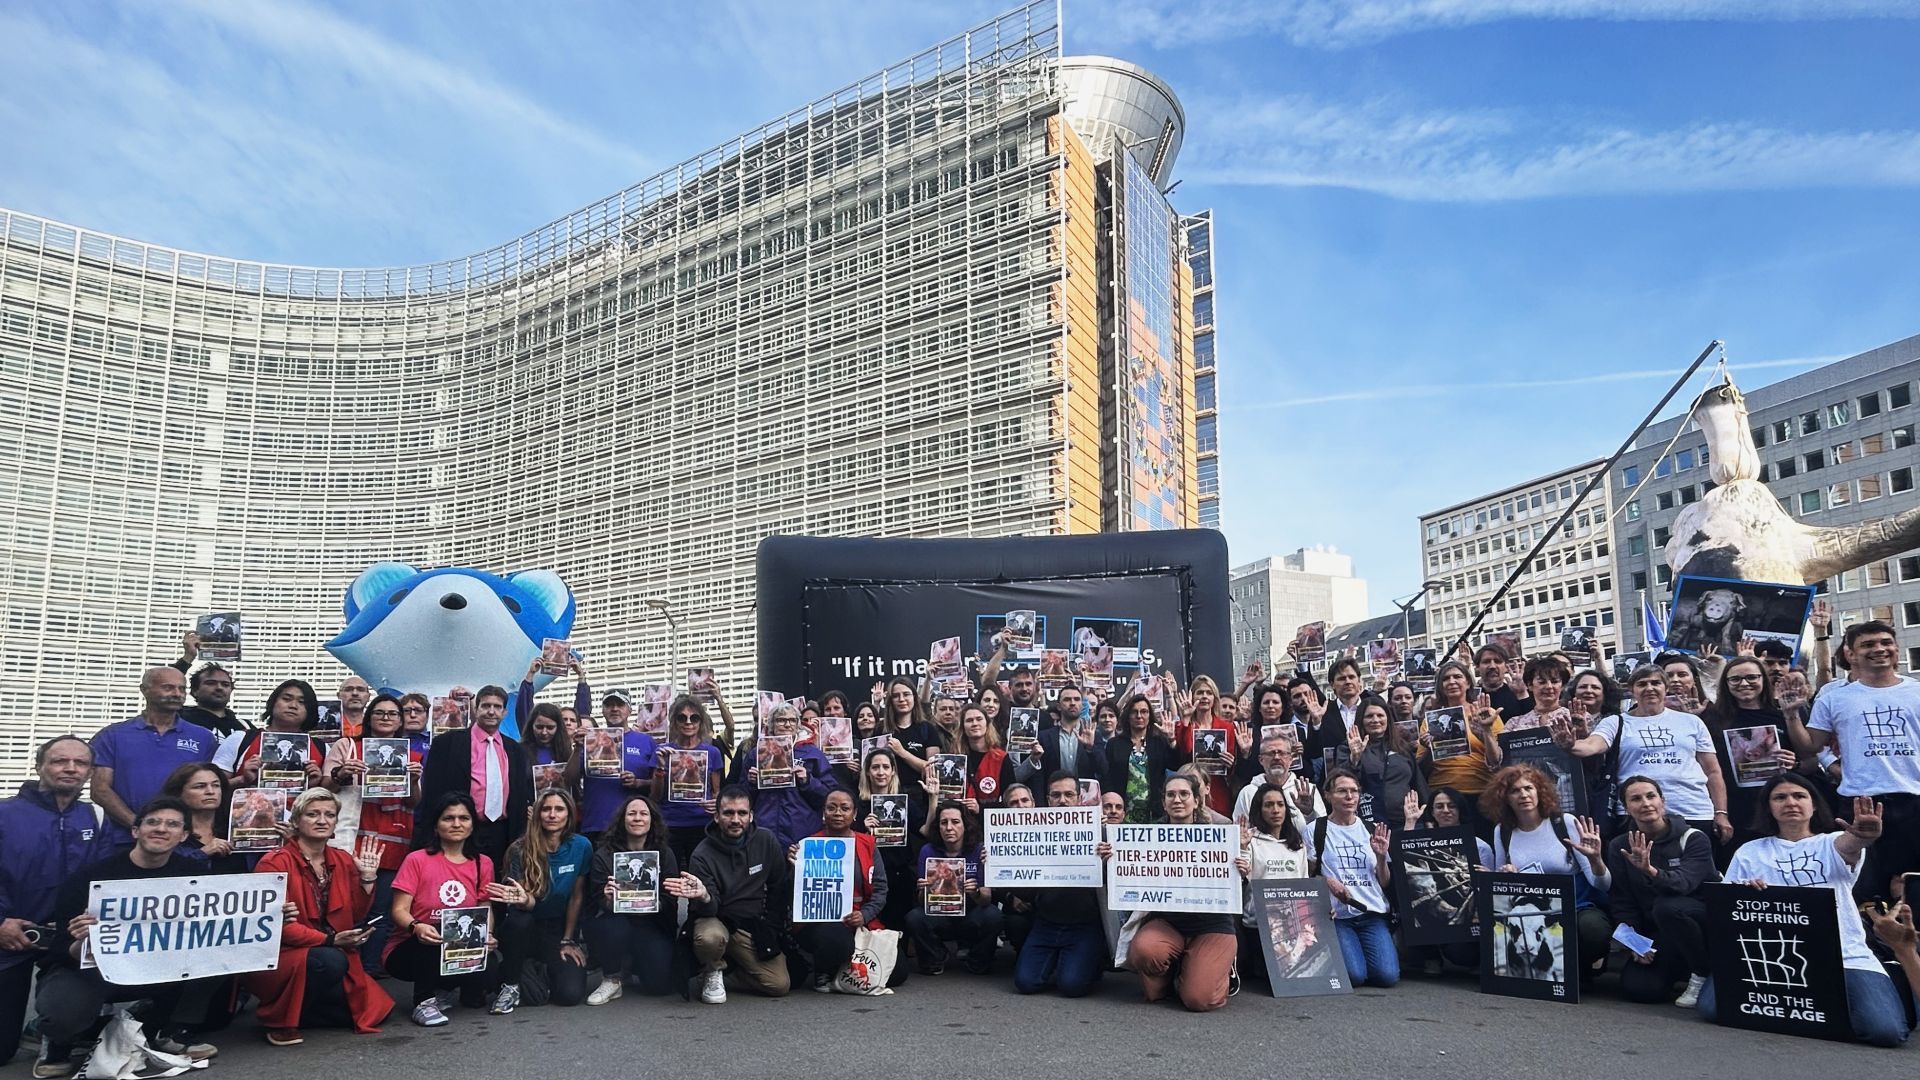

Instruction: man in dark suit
[415,684,531,866]
[1040,687,1102,782]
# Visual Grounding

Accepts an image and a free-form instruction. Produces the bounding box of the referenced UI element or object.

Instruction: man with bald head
[89,667,216,844]
[337,676,372,738]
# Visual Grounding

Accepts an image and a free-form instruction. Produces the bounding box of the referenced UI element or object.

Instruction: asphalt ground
[11,960,1896,1078]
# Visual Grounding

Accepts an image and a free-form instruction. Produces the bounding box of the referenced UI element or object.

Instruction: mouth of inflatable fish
[326,570,548,695]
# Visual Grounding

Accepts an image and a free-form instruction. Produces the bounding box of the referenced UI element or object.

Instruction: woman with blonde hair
[492,788,591,1012]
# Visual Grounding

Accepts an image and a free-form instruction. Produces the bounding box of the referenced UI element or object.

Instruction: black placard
[1476,871,1579,1003]
[1497,727,1589,816]
[1702,882,1853,1042]
[1250,878,1350,998]
[1392,827,1479,947]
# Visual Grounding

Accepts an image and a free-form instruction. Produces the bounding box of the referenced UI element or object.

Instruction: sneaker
[31,1038,75,1080]
[489,984,521,1015]
[811,972,834,994]
[1675,974,1707,1009]
[586,977,624,1006]
[265,1029,304,1047]
[1421,956,1444,977]
[151,1033,217,1061]
[410,1000,449,1027]
[698,968,727,1005]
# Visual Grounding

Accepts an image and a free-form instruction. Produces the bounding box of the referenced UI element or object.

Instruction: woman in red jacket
[245,788,395,1046]
[788,789,891,992]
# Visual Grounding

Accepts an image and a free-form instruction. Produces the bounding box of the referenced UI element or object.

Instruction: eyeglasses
[402,706,427,714]
[1726,675,1764,685]
[370,709,402,718]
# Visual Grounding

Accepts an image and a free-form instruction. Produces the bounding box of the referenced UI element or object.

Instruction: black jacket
[1604,813,1717,934]
[1103,733,1188,819]
[414,726,533,847]
[687,821,790,925]
[1039,725,1104,783]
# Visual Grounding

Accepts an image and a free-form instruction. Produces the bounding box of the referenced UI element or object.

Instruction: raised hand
[1842,797,1884,842]
[1563,816,1604,862]
[1810,599,1832,632]
[1624,829,1653,874]
[1369,822,1391,859]
[1344,723,1366,760]
[1402,789,1425,828]
[1867,903,1917,953]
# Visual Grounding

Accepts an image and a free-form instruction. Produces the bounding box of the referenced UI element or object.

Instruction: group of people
[2,618,1917,1074]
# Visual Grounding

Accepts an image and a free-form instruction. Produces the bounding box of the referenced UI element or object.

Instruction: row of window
[1422,475,1600,545]
[1425,511,1609,572]
[1751,381,1913,448]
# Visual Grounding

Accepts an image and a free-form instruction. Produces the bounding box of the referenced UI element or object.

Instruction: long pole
[1447,340,1721,658]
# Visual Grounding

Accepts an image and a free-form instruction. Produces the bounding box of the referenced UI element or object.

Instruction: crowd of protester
[2,614,1918,1074]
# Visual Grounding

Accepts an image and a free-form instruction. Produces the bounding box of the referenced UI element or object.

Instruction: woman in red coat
[245,788,395,1045]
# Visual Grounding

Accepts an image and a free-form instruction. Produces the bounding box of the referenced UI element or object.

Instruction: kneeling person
[681,786,792,1002]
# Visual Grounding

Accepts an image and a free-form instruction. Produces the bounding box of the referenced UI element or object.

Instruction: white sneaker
[410,1000,449,1027]
[586,977,624,1006]
[698,968,727,1004]
[488,984,520,1015]
[1675,974,1707,1008]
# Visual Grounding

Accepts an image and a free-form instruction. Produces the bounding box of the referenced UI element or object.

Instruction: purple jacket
[727,740,836,851]
[0,784,112,971]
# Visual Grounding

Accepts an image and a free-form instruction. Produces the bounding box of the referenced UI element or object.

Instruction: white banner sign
[88,873,286,983]
[1106,823,1240,915]
[984,807,1102,888]
[791,836,857,923]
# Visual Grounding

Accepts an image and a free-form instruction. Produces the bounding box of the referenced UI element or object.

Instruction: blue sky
[4,1,1917,617]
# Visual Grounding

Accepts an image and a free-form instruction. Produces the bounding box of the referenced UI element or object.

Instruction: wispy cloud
[1185,94,1920,199]
[168,0,649,177]
[1088,0,1917,49]
[1229,354,1842,410]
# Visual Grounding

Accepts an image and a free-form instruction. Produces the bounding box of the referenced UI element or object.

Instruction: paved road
[16,967,1893,1077]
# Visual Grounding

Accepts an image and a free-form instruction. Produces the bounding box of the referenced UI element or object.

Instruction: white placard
[984,807,1102,888]
[88,872,286,983]
[791,836,857,923]
[1105,823,1240,915]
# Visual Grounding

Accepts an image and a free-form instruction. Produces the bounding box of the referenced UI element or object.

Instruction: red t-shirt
[385,850,494,961]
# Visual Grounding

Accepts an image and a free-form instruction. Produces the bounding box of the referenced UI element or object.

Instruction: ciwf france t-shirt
[1725,832,1877,973]
[1590,709,1715,819]
[1807,678,1920,797]
[1320,818,1387,919]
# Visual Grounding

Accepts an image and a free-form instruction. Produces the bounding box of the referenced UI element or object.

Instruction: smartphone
[1466,687,1482,704]
[1903,872,1920,900]
[21,924,55,948]
[359,914,386,930]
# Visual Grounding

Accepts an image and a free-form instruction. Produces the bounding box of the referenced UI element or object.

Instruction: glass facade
[0,2,1209,765]
[1183,210,1218,530]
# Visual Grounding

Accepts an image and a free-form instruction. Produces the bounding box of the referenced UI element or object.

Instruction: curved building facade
[0,1,1206,760]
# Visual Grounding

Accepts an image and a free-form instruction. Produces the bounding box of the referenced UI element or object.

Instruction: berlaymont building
[0,1,1221,754]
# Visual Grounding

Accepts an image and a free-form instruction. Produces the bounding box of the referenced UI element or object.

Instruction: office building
[1417,461,1620,658]
[0,1,1213,764]
[1229,547,1370,677]
[1611,335,1920,669]
[1184,210,1220,529]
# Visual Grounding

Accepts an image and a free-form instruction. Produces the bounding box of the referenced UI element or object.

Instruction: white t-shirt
[1807,678,1920,797]
[1725,832,1878,973]
[1242,832,1313,925]
[1591,709,1716,819]
[1318,817,1388,919]
[1233,776,1326,826]
[1490,813,1609,890]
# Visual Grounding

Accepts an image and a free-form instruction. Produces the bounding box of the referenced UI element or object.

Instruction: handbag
[832,927,900,996]
[80,1009,206,1079]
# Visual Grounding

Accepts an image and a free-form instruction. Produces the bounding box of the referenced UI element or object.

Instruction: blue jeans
[1699,968,1910,1048]
[1335,913,1400,988]
[1014,918,1106,997]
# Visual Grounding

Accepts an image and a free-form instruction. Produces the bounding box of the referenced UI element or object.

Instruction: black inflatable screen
[755,530,1231,702]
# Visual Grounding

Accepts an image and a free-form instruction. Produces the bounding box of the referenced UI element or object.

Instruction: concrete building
[1229,547,1370,676]
[0,2,1215,768]
[1183,210,1219,530]
[1610,335,1920,669]
[1417,460,1620,658]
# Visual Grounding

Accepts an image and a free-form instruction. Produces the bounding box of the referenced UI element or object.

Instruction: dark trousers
[469,818,510,871]
[498,912,586,1006]
[298,947,352,1028]
[905,906,1005,974]
[792,923,857,981]
[1617,896,1710,1004]
[1015,918,1105,997]
[33,967,186,1049]
[0,963,32,1062]
[384,939,500,1009]
[1858,793,1920,902]
[360,868,398,974]
[583,914,676,995]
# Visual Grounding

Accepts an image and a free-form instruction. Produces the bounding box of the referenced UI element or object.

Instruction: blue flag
[1643,594,1667,652]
